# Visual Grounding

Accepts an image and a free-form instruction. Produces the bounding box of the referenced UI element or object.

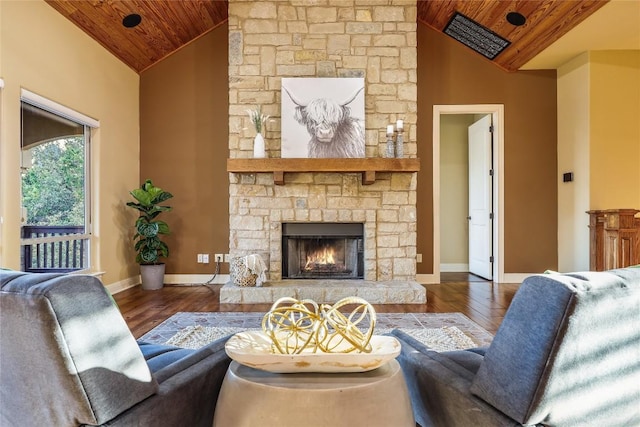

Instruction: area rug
[164,324,477,352]
[139,312,494,351]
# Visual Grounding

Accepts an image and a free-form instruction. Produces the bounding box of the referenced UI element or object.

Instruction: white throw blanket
[244,254,267,287]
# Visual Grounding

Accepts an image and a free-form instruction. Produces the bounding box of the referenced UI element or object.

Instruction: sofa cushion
[391,330,518,427]
[470,268,640,426]
[1,271,158,426]
[138,342,196,373]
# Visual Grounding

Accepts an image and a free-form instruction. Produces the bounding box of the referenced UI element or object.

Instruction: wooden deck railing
[21,225,87,273]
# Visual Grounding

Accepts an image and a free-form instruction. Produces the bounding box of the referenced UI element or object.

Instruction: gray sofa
[0,271,232,426]
[391,268,640,427]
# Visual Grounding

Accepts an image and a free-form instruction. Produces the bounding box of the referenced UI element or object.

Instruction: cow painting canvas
[281,78,365,158]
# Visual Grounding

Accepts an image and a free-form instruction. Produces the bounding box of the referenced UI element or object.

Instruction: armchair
[0,271,232,426]
[392,268,640,426]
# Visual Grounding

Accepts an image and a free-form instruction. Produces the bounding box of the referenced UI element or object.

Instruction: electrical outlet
[197,254,203,263]
[202,254,210,264]
[224,254,231,263]
[214,253,224,263]
[416,253,423,263]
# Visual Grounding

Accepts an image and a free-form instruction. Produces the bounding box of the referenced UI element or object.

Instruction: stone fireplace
[227,1,421,291]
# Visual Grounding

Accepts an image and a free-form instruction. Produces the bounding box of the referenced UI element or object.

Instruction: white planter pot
[140,263,165,290]
[253,133,265,158]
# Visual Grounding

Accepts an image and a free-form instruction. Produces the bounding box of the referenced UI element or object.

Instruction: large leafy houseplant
[127,179,173,265]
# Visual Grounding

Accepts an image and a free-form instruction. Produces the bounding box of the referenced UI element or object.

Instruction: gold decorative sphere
[262,296,376,354]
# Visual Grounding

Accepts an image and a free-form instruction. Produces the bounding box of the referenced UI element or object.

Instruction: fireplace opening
[282,223,364,280]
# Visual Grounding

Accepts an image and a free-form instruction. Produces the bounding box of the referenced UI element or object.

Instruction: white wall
[557,53,591,272]
[440,114,474,270]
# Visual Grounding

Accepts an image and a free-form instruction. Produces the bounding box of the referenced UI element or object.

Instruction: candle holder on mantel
[385,125,395,158]
[385,134,395,158]
[395,129,404,158]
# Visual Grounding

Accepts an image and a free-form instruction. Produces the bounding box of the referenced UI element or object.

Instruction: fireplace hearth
[282,223,364,280]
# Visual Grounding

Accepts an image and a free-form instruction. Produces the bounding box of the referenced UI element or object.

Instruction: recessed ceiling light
[122,13,142,28]
[506,12,526,26]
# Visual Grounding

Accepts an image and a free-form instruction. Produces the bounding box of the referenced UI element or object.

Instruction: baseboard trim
[164,274,230,285]
[106,276,140,294]
[501,273,532,284]
[440,263,469,272]
[107,272,523,291]
[106,274,231,293]
[416,272,531,284]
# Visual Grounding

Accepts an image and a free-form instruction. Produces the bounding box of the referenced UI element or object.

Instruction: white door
[468,115,493,280]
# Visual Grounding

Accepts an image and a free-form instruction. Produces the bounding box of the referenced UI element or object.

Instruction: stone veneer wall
[228,0,418,282]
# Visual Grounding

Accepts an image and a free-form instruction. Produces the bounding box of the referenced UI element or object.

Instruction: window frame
[19,90,99,273]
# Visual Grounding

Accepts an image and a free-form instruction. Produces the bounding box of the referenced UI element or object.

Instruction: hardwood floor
[114,275,520,338]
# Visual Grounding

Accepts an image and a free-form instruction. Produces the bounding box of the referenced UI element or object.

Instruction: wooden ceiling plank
[419,0,457,30]
[49,1,152,71]
[474,1,519,37]
[110,2,177,63]
[492,0,568,67]
[136,2,229,73]
[157,2,200,42]
[494,1,543,41]
[187,1,223,32]
[44,1,79,15]
[210,1,230,24]
[460,0,502,23]
[434,0,458,28]
[46,1,155,70]
[45,0,605,74]
[134,3,186,53]
[499,0,608,70]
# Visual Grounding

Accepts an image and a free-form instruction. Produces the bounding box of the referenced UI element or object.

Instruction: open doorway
[433,105,505,283]
[439,113,492,280]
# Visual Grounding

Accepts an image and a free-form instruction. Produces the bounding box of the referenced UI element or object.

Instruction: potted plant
[126,179,173,290]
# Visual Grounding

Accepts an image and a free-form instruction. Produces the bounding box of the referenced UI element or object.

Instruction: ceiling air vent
[443,12,511,60]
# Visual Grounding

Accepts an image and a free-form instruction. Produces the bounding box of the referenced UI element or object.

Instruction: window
[19,91,98,273]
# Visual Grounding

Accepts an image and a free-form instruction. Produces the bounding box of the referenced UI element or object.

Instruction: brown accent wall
[140,24,230,275]
[139,21,558,277]
[417,25,558,273]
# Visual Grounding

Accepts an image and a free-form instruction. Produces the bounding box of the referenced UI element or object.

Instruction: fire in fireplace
[282,223,364,280]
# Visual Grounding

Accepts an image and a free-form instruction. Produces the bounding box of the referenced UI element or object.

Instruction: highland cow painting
[281,78,365,158]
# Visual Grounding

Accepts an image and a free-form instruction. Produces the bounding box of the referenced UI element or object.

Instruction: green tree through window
[21,136,85,226]
[20,98,91,272]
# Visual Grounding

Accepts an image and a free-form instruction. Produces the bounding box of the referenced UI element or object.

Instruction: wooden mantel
[227,158,420,185]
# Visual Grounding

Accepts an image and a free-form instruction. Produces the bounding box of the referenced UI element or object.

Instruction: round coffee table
[213,359,414,427]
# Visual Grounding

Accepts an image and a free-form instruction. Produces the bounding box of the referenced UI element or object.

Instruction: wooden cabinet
[587,209,640,271]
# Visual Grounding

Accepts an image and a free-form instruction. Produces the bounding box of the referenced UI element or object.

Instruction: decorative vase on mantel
[247,106,269,159]
[253,132,266,158]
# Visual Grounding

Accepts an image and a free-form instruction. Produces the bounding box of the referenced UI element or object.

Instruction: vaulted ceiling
[45,0,633,74]
[45,0,228,73]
